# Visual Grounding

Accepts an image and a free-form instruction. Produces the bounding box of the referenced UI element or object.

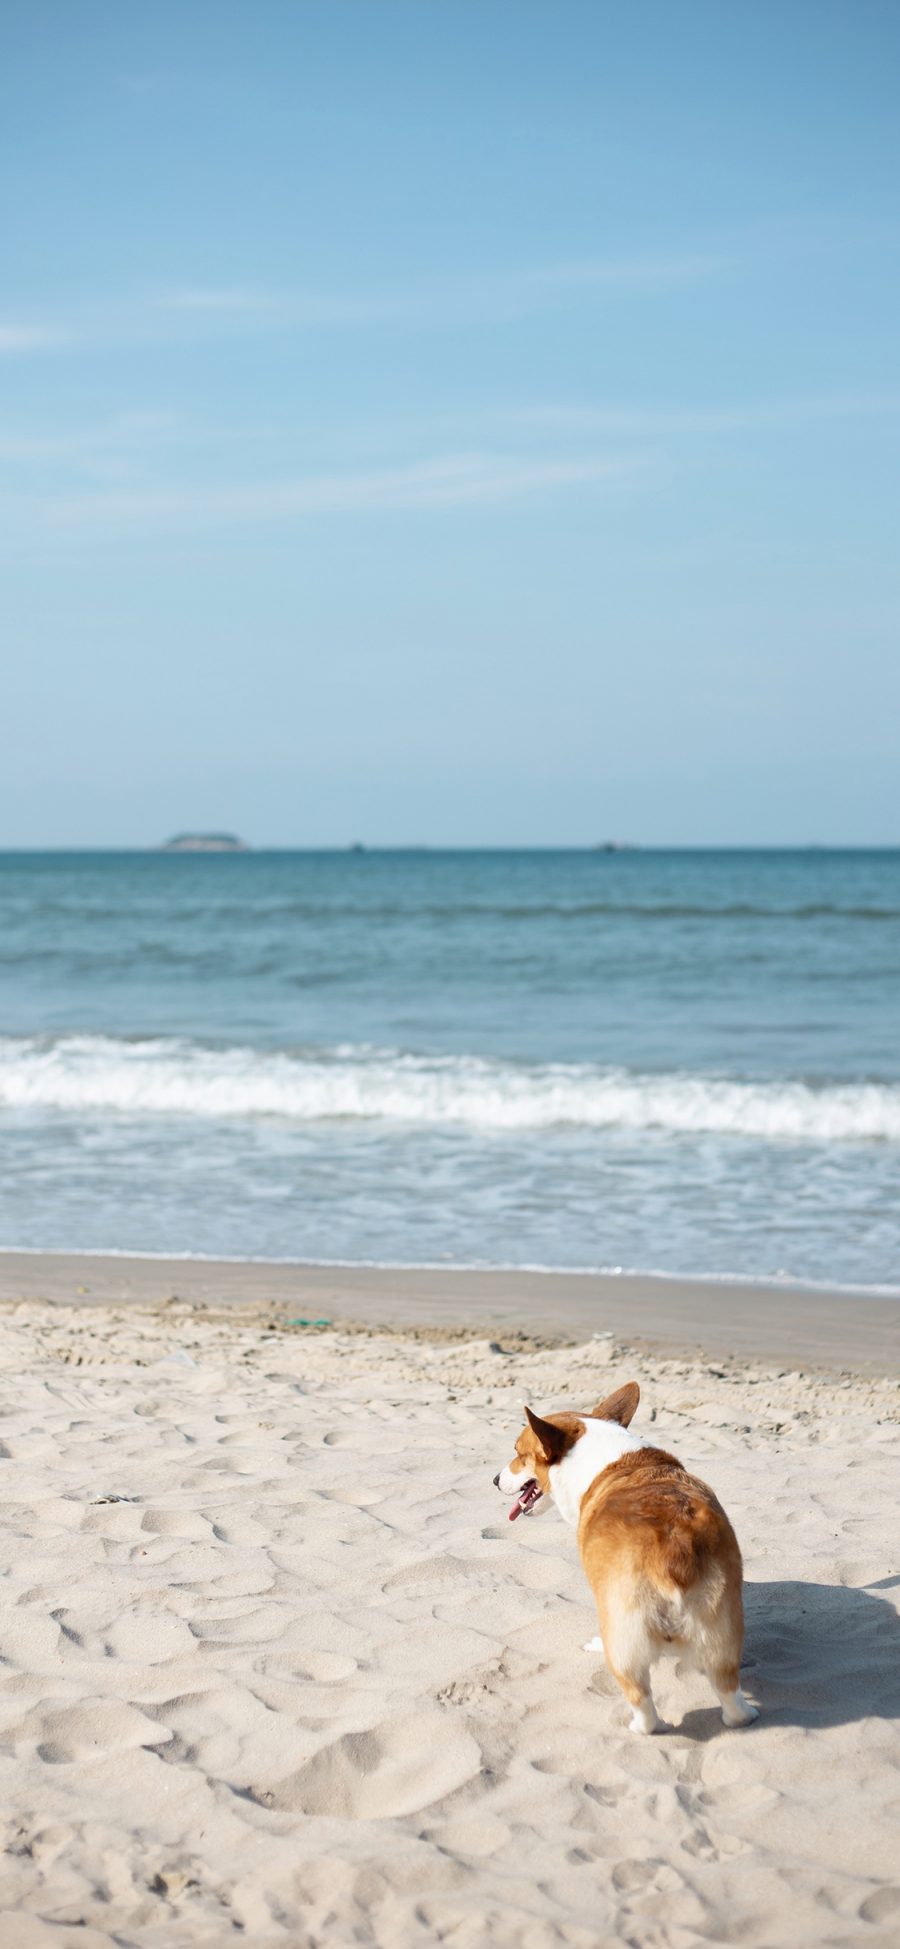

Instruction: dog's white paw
[628,1705,663,1735]
[721,1690,759,1728]
[583,1635,604,1655]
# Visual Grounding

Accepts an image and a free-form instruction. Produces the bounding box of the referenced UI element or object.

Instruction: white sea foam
[1,1035,899,1142]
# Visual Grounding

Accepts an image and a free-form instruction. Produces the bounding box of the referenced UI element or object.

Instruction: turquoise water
[1,849,898,1287]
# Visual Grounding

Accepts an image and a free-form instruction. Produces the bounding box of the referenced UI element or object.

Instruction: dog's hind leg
[602,1609,662,1732]
[606,1657,662,1734]
[711,1659,758,1727]
[597,1588,668,1733]
[696,1579,758,1727]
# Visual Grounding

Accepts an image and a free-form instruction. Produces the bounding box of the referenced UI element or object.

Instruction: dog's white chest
[550,1419,646,1526]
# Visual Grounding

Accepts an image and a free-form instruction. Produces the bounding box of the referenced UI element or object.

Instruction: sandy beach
[0,1258,897,1947]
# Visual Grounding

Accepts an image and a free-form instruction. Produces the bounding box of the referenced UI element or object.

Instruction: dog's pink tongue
[508,1497,525,1522]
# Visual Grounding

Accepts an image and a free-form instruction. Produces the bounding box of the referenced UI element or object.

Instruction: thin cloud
[3,392,892,492]
[2,244,742,358]
[503,393,900,438]
[510,250,736,294]
[0,411,181,471]
[7,216,895,354]
[158,250,733,331]
[6,450,646,539]
[0,324,68,355]
[160,285,400,326]
[163,287,276,313]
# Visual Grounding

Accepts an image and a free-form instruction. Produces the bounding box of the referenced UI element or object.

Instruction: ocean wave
[1,1035,899,1142]
[7,900,900,929]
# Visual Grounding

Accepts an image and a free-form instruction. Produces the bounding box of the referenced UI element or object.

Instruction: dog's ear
[524,1405,571,1466]
[591,1380,640,1427]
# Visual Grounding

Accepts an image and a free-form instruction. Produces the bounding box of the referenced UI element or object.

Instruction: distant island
[160,833,249,853]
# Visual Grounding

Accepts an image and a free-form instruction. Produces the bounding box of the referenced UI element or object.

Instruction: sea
[1,848,898,1292]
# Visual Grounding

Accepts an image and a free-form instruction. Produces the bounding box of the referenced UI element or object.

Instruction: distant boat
[592,840,636,853]
[160,833,248,853]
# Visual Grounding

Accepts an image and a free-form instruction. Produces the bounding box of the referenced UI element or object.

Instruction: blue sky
[2,0,898,845]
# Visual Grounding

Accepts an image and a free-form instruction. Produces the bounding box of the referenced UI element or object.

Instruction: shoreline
[2,1248,898,1374]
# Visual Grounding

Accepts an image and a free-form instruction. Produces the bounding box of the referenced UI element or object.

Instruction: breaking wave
[1,1035,899,1142]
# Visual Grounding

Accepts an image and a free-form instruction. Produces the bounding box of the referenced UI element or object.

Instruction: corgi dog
[494,1380,758,1734]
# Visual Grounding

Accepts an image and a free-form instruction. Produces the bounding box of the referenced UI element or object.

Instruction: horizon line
[2,843,898,856]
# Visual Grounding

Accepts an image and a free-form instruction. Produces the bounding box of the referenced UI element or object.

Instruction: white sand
[0,1299,898,1948]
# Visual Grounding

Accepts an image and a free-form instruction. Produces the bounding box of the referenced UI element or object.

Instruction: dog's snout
[492,1472,501,1489]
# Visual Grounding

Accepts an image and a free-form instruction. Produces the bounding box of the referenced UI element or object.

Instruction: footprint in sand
[0,1612,65,1672]
[429,1816,511,1858]
[859,1888,900,1926]
[612,1857,686,1895]
[263,1711,482,1819]
[292,1650,358,1682]
[139,1507,214,1539]
[382,1551,474,1591]
[19,1699,173,1764]
[104,1610,196,1664]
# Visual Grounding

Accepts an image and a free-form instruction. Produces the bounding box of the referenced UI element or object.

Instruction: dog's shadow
[676,1575,900,1740]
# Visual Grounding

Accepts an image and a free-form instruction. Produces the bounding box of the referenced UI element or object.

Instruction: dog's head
[493,1382,640,1521]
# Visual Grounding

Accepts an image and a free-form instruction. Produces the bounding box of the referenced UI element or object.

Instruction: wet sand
[1,1249,898,1373]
